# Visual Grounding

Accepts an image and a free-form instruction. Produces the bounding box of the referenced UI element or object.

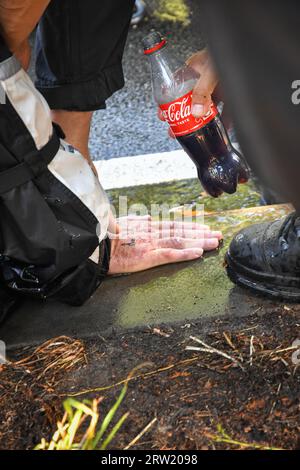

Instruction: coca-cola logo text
[159,91,217,137]
[161,96,192,124]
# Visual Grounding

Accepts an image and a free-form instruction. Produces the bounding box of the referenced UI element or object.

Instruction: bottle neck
[148,45,175,89]
[146,44,198,105]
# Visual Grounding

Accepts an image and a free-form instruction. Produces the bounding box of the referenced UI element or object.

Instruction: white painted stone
[95,150,197,189]
[95,143,241,190]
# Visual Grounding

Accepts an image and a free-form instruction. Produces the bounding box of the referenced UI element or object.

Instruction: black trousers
[35,0,135,111]
[199,0,300,209]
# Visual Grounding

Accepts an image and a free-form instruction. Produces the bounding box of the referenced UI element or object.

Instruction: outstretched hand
[108,215,222,274]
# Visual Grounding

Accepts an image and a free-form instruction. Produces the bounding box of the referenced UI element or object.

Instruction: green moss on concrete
[107,179,261,217]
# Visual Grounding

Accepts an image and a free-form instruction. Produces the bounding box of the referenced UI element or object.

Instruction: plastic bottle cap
[142,31,167,55]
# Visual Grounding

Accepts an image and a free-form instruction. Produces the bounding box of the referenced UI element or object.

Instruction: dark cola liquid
[177,114,249,197]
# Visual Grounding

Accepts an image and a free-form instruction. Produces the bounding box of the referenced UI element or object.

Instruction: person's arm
[0,0,50,68]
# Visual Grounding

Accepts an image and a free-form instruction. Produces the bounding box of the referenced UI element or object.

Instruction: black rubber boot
[225,212,300,301]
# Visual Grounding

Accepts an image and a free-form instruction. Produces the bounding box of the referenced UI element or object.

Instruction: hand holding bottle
[144,32,249,197]
[186,49,219,119]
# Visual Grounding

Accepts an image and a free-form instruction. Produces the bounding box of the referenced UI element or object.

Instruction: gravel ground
[89,0,205,160]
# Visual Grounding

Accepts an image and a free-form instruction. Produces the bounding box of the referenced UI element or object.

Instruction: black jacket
[0,47,110,323]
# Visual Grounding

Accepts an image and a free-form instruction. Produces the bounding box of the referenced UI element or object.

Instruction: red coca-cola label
[159,90,218,137]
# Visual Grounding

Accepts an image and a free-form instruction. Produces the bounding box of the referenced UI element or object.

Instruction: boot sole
[225,252,300,302]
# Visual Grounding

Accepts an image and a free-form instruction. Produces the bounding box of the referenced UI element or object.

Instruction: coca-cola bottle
[142,31,249,197]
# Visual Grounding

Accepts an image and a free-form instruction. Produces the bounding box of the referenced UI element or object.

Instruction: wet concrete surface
[107,178,261,214]
[89,0,204,160]
[0,204,291,349]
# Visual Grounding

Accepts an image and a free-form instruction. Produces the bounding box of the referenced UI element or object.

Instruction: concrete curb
[94,150,197,190]
[95,143,241,190]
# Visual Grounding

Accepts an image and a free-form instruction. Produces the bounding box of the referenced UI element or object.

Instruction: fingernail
[208,238,219,249]
[212,231,223,239]
[193,249,203,257]
[192,104,204,117]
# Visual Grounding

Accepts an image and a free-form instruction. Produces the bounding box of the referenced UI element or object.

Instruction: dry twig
[186,336,245,371]
[124,417,157,450]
